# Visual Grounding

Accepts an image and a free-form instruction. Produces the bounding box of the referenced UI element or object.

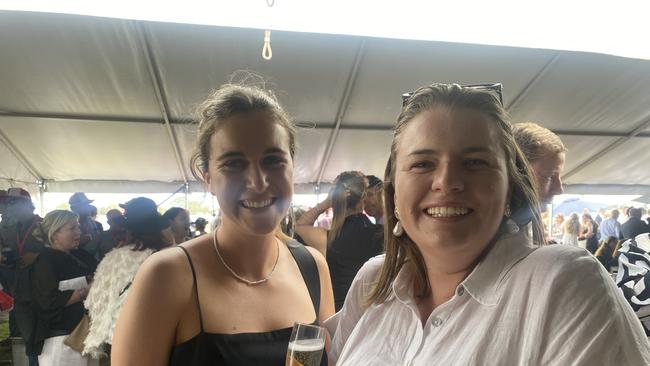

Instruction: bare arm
[111,250,191,366]
[295,200,331,257]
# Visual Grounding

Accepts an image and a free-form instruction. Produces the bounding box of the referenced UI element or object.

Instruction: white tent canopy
[1,11,649,200]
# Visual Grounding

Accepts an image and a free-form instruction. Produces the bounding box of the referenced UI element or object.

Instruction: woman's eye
[222,160,246,169]
[263,156,286,167]
[411,161,434,170]
[465,159,488,167]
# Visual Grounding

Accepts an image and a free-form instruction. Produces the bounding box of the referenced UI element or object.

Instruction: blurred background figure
[562,213,581,246]
[0,188,44,343]
[92,209,127,261]
[14,210,97,366]
[622,207,650,240]
[192,217,208,238]
[551,213,565,243]
[162,207,191,244]
[69,193,101,255]
[600,209,623,240]
[296,171,383,311]
[579,213,599,253]
[363,175,384,225]
[89,206,103,232]
[594,236,620,273]
[84,197,172,360]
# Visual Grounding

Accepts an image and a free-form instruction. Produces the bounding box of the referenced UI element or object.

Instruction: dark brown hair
[189,84,296,181]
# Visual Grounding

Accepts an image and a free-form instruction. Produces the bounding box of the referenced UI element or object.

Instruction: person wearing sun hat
[83,197,173,360]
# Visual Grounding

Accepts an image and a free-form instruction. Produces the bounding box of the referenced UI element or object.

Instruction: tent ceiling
[1,10,649,195]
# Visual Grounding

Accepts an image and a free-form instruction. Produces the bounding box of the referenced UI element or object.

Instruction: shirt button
[457,286,465,296]
[432,317,443,327]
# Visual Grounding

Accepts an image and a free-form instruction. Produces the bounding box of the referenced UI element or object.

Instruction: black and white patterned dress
[617,233,650,335]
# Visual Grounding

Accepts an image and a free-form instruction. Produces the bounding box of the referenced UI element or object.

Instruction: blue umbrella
[552,198,608,216]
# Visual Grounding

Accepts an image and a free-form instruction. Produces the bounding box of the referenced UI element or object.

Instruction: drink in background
[285,323,325,366]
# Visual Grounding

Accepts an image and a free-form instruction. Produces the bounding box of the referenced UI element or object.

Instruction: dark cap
[120,197,169,234]
[1,188,32,203]
[69,192,94,206]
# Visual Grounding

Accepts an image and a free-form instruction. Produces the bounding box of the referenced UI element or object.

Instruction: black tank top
[169,241,328,366]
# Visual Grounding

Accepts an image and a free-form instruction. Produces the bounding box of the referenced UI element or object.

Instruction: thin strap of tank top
[178,246,204,333]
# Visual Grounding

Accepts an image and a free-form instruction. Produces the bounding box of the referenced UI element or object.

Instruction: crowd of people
[0,81,649,365]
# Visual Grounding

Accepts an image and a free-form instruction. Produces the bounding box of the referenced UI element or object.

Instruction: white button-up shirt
[329,228,650,365]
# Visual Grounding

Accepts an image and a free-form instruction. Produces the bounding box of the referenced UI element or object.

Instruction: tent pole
[38,180,46,217]
[185,182,190,210]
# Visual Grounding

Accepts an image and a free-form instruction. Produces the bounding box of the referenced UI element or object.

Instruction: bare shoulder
[304,246,327,268]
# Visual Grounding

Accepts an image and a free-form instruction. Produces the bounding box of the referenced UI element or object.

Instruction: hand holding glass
[285,322,325,366]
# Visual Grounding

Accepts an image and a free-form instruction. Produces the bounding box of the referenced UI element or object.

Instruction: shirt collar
[389,220,537,307]
[462,222,537,306]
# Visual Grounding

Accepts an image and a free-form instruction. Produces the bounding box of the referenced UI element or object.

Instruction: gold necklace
[212,230,280,286]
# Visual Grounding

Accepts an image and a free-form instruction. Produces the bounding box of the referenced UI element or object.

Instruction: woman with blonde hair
[296,171,384,310]
[562,212,581,246]
[14,210,97,366]
[112,83,334,365]
[328,83,649,364]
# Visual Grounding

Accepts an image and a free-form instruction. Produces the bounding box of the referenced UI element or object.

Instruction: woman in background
[163,207,191,244]
[296,171,384,311]
[83,197,173,359]
[594,236,620,273]
[562,213,580,246]
[15,210,97,366]
[579,213,599,253]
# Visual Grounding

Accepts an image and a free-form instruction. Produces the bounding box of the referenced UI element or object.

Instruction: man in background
[600,209,623,240]
[93,209,127,261]
[513,122,567,209]
[622,207,650,240]
[69,192,101,255]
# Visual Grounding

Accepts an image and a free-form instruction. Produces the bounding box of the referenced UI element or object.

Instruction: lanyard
[17,219,38,255]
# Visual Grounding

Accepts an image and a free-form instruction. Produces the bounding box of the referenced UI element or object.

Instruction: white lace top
[83,245,154,358]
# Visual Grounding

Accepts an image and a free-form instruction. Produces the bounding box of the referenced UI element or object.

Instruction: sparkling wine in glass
[285,322,325,366]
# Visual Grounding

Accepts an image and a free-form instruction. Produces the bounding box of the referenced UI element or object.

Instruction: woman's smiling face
[393,106,510,258]
[204,111,294,236]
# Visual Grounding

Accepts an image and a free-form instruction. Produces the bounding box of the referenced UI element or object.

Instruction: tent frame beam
[315,38,366,186]
[562,114,650,180]
[506,52,561,112]
[0,127,43,184]
[3,111,650,138]
[135,21,189,197]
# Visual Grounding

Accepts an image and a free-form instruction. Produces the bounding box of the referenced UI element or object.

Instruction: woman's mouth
[425,206,472,218]
[240,198,275,209]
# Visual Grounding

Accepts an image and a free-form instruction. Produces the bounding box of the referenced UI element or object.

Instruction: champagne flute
[285,322,326,366]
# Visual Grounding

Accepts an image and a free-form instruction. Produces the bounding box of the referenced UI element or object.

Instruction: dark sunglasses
[401,82,503,107]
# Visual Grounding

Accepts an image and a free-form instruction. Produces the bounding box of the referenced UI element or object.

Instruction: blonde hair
[564,213,581,235]
[328,171,367,246]
[594,236,620,258]
[368,84,544,305]
[32,210,79,246]
[513,122,567,162]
